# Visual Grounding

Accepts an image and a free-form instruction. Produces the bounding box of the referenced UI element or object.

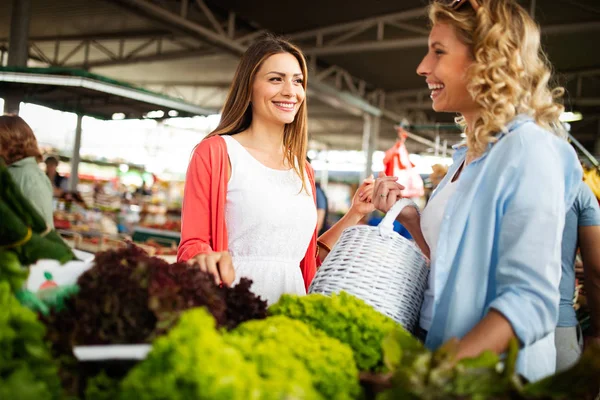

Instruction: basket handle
[378,198,420,239]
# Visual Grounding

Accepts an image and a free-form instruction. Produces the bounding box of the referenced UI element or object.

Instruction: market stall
[1,154,600,400]
[0,66,204,256]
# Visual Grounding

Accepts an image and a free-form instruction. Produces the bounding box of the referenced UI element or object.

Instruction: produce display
[142,238,178,255]
[583,166,600,199]
[140,220,181,232]
[269,291,398,371]
[0,282,62,400]
[43,245,267,347]
[370,328,600,400]
[226,316,361,400]
[1,197,599,400]
[0,158,75,266]
[120,308,280,400]
[0,250,29,292]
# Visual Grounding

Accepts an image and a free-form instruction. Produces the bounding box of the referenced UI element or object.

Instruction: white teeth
[428,83,444,90]
[274,102,295,109]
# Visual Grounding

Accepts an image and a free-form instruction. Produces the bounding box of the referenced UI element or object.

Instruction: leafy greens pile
[226,315,361,400]
[0,282,62,400]
[269,291,398,371]
[44,244,268,347]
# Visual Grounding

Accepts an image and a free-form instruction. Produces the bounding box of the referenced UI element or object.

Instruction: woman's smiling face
[416,22,478,116]
[251,52,305,126]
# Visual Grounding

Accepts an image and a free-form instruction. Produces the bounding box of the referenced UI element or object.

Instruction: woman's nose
[416,55,431,77]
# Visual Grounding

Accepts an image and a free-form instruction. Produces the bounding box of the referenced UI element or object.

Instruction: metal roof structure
[0,66,214,119]
[1,0,599,155]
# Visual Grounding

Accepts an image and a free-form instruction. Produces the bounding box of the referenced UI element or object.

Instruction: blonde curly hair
[429,0,565,157]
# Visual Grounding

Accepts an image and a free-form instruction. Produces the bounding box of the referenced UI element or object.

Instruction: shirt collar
[451,114,535,161]
[9,156,39,168]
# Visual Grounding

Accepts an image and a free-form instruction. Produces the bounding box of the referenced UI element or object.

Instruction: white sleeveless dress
[222,135,317,305]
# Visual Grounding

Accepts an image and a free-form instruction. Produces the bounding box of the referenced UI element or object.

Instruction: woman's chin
[431,101,445,112]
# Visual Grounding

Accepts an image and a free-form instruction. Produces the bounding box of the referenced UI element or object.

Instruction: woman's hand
[352,175,376,217]
[188,251,235,286]
[372,172,430,258]
[372,172,405,213]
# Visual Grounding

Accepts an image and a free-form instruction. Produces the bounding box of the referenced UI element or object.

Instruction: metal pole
[4,0,32,114]
[69,114,84,192]
[7,0,31,66]
[369,114,381,176]
[361,113,372,181]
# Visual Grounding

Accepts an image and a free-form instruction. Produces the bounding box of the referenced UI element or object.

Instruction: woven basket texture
[309,199,429,332]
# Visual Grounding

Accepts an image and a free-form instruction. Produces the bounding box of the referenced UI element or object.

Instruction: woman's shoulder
[490,118,573,169]
[194,134,227,153]
[191,135,229,164]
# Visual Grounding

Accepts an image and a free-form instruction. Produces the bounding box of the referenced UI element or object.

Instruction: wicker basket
[309,199,429,332]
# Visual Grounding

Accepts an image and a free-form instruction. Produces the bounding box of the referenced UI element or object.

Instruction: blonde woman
[373,0,582,381]
[178,34,374,305]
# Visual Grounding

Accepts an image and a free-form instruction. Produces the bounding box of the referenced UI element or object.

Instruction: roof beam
[103,0,382,117]
[286,7,600,57]
[288,7,427,41]
[128,80,232,88]
[65,47,218,68]
[305,37,428,56]
[543,21,600,35]
[0,30,174,43]
[100,0,451,151]
[104,0,246,54]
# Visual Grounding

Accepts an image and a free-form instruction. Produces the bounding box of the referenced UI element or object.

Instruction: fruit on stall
[140,220,181,232]
[143,238,177,255]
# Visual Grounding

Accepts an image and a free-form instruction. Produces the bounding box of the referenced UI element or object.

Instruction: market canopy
[0,66,216,119]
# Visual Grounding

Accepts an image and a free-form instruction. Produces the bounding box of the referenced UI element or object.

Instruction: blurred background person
[44,155,68,197]
[0,115,54,229]
[555,180,600,372]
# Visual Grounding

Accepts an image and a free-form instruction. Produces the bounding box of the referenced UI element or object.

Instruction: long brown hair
[0,115,43,165]
[205,34,309,190]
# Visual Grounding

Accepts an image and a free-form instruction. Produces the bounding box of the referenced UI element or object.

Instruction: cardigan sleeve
[299,161,320,290]
[177,136,229,262]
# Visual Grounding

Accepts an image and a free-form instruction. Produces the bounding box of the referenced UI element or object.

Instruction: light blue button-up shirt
[423,115,582,382]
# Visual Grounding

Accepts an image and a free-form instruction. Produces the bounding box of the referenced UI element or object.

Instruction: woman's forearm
[401,218,430,259]
[579,225,600,336]
[455,309,517,360]
[317,210,363,260]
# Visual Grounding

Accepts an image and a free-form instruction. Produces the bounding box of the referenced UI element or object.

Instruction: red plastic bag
[383,130,424,199]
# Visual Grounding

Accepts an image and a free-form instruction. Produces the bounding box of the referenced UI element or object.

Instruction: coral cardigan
[177,135,320,291]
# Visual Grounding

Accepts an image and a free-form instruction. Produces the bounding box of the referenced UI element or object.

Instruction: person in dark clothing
[315,182,329,236]
[45,156,68,196]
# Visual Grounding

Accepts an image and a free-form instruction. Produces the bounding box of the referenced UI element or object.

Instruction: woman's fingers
[216,252,235,287]
[205,254,221,285]
[188,252,236,286]
[373,178,405,213]
[358,182,375,201]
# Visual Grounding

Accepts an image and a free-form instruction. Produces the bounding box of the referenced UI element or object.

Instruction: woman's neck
[245,116,286,154]
[462,110,482,165]
[462,110,480,135]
